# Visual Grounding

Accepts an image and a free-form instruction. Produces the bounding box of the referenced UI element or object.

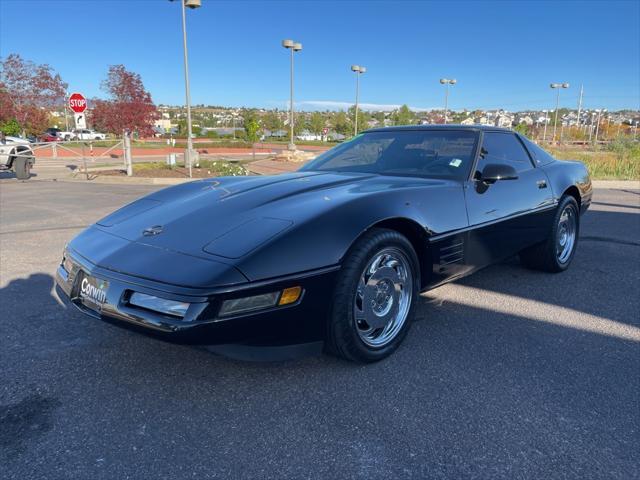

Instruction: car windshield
[301,129,479,180]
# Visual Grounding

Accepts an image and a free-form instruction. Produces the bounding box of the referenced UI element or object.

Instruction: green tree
[374,111,386,126]
[392,105,415,125]
[332,111,351,136]
[309,112,325,135]
[263,110,283,132]
[0,118,21,136]
[513,123,530,136]
[242,109,260,143]
[348,105,369,134]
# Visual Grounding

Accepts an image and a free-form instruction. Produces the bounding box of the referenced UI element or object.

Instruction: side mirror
[478,163,518,184]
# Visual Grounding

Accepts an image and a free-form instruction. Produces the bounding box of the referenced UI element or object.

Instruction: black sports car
[56,125,592,362]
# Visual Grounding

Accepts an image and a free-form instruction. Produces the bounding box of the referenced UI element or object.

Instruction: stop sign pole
[68,92,89,179]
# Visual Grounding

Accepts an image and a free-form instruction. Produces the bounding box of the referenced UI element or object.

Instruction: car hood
[5,136,30,145]
[91,170,449,266]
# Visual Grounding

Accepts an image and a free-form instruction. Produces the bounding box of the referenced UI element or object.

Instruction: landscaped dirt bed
[96,161,249,178]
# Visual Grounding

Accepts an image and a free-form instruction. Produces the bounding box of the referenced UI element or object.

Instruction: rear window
[521,136,556,165]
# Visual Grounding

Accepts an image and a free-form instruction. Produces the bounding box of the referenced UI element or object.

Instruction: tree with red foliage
[90,65,158,137]
[0,54,67,135]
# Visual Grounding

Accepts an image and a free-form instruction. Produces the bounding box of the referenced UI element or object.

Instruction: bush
[198,160,248,176]
[0,118,21,136]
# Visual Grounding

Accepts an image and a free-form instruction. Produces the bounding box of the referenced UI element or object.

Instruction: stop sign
[69,92,87,113]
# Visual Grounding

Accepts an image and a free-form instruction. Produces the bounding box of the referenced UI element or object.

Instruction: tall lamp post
[170,0,201,177]
[351,65,366,136]
[594,108,606,143]
[550,82,569,143]
[282,39,302,150]
[439,78,457,124]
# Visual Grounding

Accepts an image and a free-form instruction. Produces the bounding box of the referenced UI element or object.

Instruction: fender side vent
[438,241,464,272]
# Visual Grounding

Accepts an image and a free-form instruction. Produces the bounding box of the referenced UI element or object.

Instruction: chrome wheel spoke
[556,206,577,264]
[353,247,413,348]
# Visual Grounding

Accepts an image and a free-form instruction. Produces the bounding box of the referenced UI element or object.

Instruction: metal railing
[5,138,131,179]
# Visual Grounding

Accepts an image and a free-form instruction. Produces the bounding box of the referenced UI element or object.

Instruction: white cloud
[272,99,435,112]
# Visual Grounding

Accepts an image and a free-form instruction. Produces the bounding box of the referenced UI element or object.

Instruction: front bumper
[55,250,339,346]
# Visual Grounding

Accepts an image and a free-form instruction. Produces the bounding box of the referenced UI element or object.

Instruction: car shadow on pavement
[0,171,37,180]
[2,266,638,479]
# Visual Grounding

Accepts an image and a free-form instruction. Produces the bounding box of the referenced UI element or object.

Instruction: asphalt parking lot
[1,179,639,479]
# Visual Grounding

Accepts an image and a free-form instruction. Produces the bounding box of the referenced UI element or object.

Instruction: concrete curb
[65,175,194,185]
[591,180,640,190]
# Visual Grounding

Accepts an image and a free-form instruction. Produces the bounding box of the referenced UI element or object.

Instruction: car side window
[476,132,534,174]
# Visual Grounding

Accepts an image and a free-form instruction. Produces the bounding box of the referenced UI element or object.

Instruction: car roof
[366,124,515,133]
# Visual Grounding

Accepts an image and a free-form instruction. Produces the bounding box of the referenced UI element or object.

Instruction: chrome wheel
[556,205,577,264]
[354,247,413,348]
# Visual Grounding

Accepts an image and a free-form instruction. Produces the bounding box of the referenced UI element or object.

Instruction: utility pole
[440,78,457,124]
[351,65,366,136]
[171,0,202,177]
[550,82,569,143]
[576,84,583,134]
[282,39,302,150]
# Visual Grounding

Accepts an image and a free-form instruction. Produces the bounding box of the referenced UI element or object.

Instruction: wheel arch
[562,185,581,208]
[356,217,431,290]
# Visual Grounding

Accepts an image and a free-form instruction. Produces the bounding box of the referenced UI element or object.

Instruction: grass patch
[548,141,639,180]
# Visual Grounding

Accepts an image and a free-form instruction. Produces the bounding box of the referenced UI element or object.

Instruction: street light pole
[550,82,569,144]
[282,39,302,150]
[594,109,606,143]
[171,0,201,178]
[351,65,366,136]
[439,78,457,124]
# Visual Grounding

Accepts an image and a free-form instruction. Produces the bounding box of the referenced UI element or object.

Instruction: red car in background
[41,128,62,142]
[41,132,61,142]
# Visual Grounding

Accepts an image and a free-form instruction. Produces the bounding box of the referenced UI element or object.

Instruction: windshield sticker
[449,158,462,167]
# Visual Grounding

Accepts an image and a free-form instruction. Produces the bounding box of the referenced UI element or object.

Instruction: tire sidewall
[330,229,420,362]
[551,196,580,271]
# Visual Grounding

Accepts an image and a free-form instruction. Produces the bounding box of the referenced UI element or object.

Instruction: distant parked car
[73,129,107,141]
[56,129,76,141]
[0,133,35,180]
[41,131,61,142]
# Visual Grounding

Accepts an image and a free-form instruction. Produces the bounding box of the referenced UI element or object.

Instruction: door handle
[537,180,547,189]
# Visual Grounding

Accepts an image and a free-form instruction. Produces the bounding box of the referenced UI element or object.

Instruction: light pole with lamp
[550,82,569,143]
[170,0,201,178]
[439,78,457,124]
[282,39,302,150]
[594,109,606,143]
[588,111,597,142]
[351,65,366,136]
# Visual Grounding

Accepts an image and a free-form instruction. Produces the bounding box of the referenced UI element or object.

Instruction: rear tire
[326,228,419,363]
[14,157,31,180]
[520,195,580,272]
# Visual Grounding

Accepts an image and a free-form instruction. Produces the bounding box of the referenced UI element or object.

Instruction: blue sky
[1,0,639,111]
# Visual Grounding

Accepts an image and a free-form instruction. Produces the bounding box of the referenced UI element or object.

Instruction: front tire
[326,228,419,363]
[520,195,580,272]
[14,157,31,180]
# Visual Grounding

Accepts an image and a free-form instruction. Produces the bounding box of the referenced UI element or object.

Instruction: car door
[464,131,555,267]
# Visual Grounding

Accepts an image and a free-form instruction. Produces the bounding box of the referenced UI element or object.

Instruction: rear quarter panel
[542,159,592,212]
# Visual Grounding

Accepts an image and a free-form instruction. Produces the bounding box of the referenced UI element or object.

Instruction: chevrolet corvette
[56,125,591,362]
